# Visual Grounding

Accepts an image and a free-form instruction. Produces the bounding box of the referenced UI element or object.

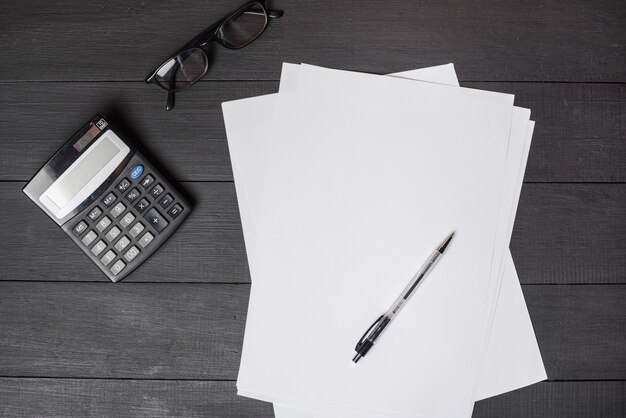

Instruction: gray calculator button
[135,198,149,213]
[129,222,145,238]
[124,246,141,262]
[105,226,121,242]
[119,212,136,228]
[167,204,183,220]
[87,207,102,222]
[158,194,173,209]
[116,178,131,193]
[73,221,88,236]
[144,208,168,233]
[115,236,131,252]
[125,188,141,203]
[138,232,154,248]
[96,216,112,232]
[102,192,117,207]
[110,260,126,276]
[149,184,164,200]
[139,174,155,190]
[81,230,97,246]
[100,250,116,266]
[111,202,126,218]
[91,240,107,256]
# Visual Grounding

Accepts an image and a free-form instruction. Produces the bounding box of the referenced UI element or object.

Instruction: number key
[129,222,145,238]
[115,236,131,252]
[119,212,136,228]
[96,216,112,232]
[124,246,140,262]
[111,202,126,218]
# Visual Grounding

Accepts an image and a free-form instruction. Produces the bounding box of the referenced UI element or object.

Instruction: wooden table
[1,1,624,416]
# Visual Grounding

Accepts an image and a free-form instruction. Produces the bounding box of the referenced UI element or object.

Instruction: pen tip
[438,232,455,254]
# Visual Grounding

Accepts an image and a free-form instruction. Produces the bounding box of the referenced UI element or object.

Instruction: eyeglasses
[146,1,283,111]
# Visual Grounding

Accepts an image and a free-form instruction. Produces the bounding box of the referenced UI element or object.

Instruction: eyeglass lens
[154,2,269,94]
[218,2,268,48]
[155,48,209,91]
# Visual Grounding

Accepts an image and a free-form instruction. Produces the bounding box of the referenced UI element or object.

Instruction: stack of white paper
[222,63,547,418]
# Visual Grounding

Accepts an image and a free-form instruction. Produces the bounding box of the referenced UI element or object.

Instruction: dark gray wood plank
[0,82,624,182]
[0,380,623,418]
[0,283,624,379]
[0,379,273,418]
[1,0,624,82]
[0,283,248,379]
[511,183,626,285]
[523,285,626,380]
[473,381,625,418]
[0,182,624,284]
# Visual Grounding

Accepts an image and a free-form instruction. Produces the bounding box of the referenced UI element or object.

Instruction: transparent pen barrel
[384,250,441,320]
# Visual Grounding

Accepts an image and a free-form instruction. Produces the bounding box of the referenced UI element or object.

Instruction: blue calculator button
[130,164,144,179]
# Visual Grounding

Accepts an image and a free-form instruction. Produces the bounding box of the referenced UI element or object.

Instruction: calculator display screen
[39,130,130,219]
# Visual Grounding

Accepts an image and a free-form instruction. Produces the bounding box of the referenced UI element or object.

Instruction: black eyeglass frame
[145,1,283,110]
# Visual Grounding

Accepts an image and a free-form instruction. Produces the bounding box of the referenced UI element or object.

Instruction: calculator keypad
[71,162,187,282]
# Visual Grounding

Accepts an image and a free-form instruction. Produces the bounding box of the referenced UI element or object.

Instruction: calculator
[23,114,191,282]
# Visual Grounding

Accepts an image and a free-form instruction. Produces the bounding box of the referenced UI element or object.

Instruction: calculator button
[144,208,168,233]
[96,216,112,232]
[139,174,155,190]
[115,236,131,252]
[90,240,107,257]
[138,232,154,248]
[135,198,150,213]
[105,226,121,242]
[167,204,184,220]
[116,178,131,193]
[81,230,97,246]
[158,194,173,209]
[110,260,126,276]
[87,207,102,222]
[100,250,116,266]
[149,184,164,200]
[124,246,141,262]
[129,222,145,238]
[125,188,141,203]
[111,202,126,218]
[73,221,88,236]
[119,212,136,228]
[102,192,117,208]
[130,164,144,179]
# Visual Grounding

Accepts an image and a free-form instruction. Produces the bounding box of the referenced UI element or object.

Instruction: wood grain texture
[0,82,624,182]
[0,0,624,82]
[473,381,625,418]
[0,283,624,380]
[0,182,623,284]
[0,379,622,418]
[0,379,273,417]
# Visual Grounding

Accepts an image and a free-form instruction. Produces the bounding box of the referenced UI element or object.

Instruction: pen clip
[355,314,384,350]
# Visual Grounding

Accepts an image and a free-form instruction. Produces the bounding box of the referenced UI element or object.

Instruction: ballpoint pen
[352,232,455,363]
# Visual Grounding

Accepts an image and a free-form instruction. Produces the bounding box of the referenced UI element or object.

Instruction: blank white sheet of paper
[224,64,546,418]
